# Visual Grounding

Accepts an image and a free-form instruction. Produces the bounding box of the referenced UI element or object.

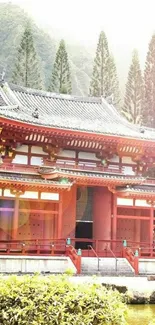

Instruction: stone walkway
[71,276,155,293]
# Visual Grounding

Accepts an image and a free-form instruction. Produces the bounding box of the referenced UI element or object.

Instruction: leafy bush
[0,275,127,324]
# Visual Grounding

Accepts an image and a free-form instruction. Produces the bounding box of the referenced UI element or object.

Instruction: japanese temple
[0,81,155,274]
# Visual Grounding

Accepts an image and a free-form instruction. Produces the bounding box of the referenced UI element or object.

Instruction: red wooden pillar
[150,207,154,257]
[61,185,76,239]
[112,194,117,241]
[12,196,19,240]
[57,192,63,239]
[134,220,141,243]
[93,187,112,249]
[134,209,141,243]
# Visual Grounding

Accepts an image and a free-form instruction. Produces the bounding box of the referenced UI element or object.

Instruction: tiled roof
[116,185,155,193]
[0,94,7,106]
[0,172,72,187]
[39,167,144,182]
[0,82,155,140]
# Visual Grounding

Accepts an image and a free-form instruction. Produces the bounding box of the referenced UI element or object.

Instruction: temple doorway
[75,186,93,249]
[75,221,93,249]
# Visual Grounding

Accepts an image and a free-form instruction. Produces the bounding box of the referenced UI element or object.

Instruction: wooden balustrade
[0,161,123,174]
[1,238,155,276]
[122,247,139,275]
[66,245,81,274]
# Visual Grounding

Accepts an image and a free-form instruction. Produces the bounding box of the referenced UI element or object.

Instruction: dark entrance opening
[75,221,93,249]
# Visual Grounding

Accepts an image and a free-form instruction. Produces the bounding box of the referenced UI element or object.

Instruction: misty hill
[0,3,93,96]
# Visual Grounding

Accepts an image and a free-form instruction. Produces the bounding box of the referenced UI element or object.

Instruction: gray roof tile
[0,83,155,140]
[0,172,72,187]
[116,185,155,193]
[39,167,144,182]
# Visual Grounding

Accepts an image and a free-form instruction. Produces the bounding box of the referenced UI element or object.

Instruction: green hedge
[0,275,127,324]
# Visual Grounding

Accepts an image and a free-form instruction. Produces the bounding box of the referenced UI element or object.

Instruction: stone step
[81,257,134,275]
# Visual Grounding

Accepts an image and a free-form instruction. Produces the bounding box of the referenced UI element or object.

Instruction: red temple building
[0,81,155,274]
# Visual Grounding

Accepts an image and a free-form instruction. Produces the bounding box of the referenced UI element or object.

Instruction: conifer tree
[89,31,120,105]
[143,34,155,127]
[122,50,143,124]
[48,40,72,94]
[12,23,43,89]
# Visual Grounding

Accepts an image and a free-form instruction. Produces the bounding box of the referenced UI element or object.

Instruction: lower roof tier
[0,169,155,199]
[0,172,73,192]
[116,184,155,199]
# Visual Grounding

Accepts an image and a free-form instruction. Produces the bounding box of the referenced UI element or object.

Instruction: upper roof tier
[0,82,155,140]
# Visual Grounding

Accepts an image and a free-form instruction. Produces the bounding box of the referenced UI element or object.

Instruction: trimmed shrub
[0,275,127,324]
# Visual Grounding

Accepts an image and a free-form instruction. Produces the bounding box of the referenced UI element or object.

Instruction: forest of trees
[1,3,155,127]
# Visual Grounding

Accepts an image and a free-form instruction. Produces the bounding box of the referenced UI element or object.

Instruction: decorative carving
[96,147,116,166]
[146,200,155,207]
[108,186,116,193]
[43,144,61,163]
[0,145,16,164]
[10,188,25,197]
[96,149,114,161]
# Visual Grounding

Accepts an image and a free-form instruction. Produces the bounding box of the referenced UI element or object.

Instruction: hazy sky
[2,0,155,82]
[5,0,155,52]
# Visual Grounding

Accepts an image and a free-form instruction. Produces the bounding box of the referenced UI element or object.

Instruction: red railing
[66,245,81,274]
[71,238,123,257]
[0,161,122,174]
[0,239,66,255]
[0,239,82,274]
[122,246,139,275]
[124,240,155,258]
[5,238,155,275]
[0,164,38,173]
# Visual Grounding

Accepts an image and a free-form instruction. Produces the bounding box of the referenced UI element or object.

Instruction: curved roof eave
[0,82,155,144]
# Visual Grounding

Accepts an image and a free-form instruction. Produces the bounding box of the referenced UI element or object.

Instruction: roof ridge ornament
[105,94,114,105]
[0,68,6,85]
[32,108,39,119]
[140,127,145,134]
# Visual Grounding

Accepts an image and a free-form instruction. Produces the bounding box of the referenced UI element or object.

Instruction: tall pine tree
[143,34,155,127]
[12,23,43,89]
[122,50,143,124]
[48,40,72,94]
[89,31,120,104]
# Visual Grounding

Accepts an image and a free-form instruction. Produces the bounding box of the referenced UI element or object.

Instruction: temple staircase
[81,257,134,275]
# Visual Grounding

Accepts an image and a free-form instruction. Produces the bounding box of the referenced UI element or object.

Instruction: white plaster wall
[139,259,155,274]
[108,155,119,163]
[122,156,136,164]
[123,166,135,175]
[12,155,28,164]
[31,146,48,155]
[20,191,38,199]
[40,192,59,200]
[4,189,15,197]
[135,200,151,207]
[30,156,42,166]
[117,198,133,206]
[16,145,28,153]
[59,150,76,158]
[78,152,100,160]
[0,256,76,274]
